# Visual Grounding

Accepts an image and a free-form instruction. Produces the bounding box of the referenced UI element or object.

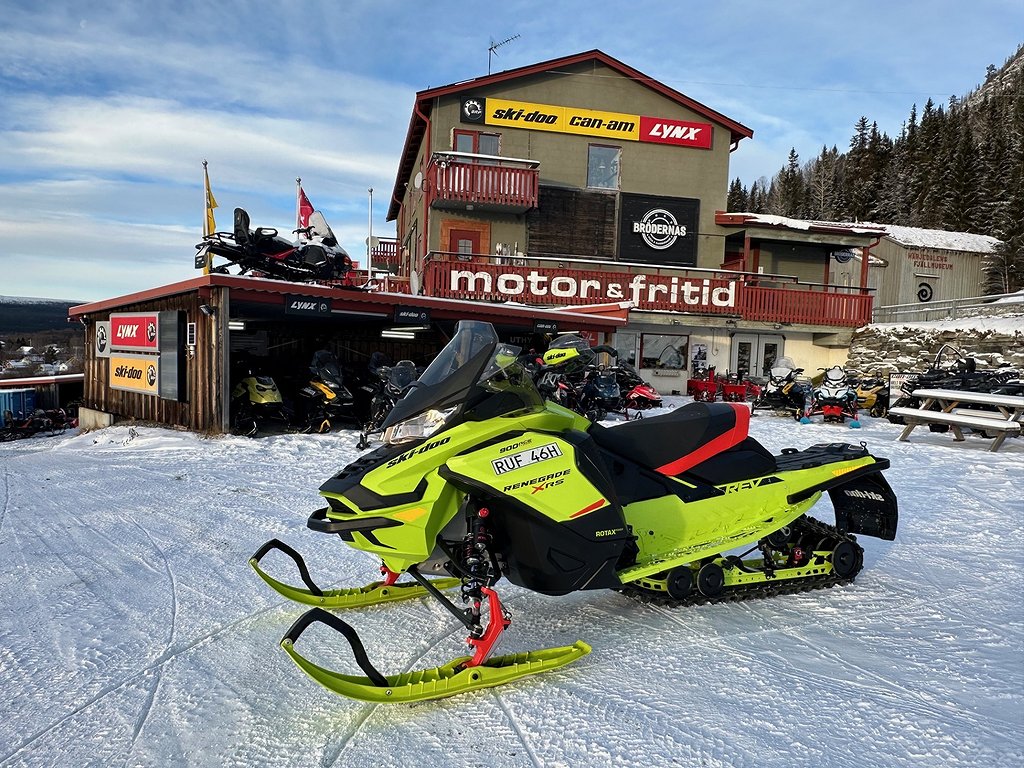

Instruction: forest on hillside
[727,45,1024,295]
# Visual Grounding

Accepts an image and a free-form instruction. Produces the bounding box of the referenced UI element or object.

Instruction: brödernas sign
[449,269,736,310]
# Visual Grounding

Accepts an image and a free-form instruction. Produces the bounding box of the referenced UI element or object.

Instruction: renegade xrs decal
[502,469,571,493]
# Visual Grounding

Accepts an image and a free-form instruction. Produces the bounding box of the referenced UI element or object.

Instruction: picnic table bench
[888,388,1024,452]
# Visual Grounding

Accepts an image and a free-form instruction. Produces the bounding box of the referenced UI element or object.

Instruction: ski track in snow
[0,409,1022,767]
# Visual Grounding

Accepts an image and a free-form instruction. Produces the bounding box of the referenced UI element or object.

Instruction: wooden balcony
[426,152,539,214]
[422,253,874,328]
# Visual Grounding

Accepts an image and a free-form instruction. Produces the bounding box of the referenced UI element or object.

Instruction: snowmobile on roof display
[196,207,353,283]
[250,321,898,703]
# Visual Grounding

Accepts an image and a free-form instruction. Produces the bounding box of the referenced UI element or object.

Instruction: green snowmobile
[252,320,897,703]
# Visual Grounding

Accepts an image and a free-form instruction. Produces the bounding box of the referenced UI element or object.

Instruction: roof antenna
[488,34,520,74]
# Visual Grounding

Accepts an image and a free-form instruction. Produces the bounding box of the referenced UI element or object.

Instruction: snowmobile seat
[589,402,757,478]
[233,208,252,246]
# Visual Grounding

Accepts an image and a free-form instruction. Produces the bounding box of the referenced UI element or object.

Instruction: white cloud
[1,1,1021,300]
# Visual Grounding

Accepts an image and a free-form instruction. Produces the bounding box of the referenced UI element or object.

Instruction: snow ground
[1,401,1021,768]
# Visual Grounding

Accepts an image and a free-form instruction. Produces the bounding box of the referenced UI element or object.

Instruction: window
[454,129,500,157]
[640,333,688,370]
[587,145,620,190]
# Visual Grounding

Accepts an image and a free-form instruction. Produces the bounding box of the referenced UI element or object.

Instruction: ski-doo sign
[109,353,159,395]
[110,313,160,352]
[394,306,430,325]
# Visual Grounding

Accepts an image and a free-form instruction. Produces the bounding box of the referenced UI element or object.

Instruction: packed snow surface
[1,402,1021,767]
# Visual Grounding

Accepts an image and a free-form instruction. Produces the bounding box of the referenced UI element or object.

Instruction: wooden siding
[526,186,617,257]
[82,289,225,433]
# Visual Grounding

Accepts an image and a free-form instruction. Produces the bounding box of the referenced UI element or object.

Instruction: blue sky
[1,0,1020,301]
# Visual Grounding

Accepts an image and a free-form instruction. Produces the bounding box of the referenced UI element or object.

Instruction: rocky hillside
[846,315,1024,378]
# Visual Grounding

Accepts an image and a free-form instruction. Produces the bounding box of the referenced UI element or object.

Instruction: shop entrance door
[731,334,784,380]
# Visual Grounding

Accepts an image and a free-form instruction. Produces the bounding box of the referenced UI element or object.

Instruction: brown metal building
[68,274,625,434]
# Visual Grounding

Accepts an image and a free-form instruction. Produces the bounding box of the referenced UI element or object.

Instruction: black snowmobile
[197,207,353,283]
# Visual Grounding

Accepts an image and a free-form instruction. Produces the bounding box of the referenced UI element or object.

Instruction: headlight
[383,407,456,445]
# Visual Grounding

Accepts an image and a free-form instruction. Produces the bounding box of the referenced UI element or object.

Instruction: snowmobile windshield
[770,357,797,379]
[311,350,344,388]
[388,361,417,390]
[380,320,543,438]
[307,211,337,245]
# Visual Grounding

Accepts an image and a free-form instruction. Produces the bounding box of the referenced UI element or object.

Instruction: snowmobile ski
[280,605,590,703]
[249,539,459,608]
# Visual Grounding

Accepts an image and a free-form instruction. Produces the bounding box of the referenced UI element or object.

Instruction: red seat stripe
[654,403,750,476]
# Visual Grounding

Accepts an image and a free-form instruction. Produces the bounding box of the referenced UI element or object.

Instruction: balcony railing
[422,253,874,328]
[426,152,539,213]
[370,237,399,268]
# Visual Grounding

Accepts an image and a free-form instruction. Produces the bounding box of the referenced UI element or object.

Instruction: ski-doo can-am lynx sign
[109,353,159,395]
[461,97,713,149]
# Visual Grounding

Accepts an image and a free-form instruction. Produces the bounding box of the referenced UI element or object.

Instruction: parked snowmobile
[294,350,356,433]
[751,357,811,419]
[855,376,891,418]
[230,366,290,436]
[251,320,898,703]
[197,207,353,283]
[617,361,663,415]
[0,408,74,442]
[803,366,861,427]
[355,359,419,450]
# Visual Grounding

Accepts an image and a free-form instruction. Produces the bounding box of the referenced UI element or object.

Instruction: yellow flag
[204,163,218,237]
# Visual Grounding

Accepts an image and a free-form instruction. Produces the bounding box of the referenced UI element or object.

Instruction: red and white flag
[297,185,314,228]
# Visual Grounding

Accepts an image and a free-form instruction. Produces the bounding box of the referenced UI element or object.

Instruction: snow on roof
[863,222,1001,253]
[726,213,886,236]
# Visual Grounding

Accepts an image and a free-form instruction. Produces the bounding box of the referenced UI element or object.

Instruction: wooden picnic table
[888,387,1024,453]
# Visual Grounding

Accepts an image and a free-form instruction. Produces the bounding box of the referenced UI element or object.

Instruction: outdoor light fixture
[228,320,246,331]
[199,303,216,316]
[381,329,415,340]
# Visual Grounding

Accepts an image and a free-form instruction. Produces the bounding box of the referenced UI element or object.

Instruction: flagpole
[203,160,212,275]
[295,177,301,239]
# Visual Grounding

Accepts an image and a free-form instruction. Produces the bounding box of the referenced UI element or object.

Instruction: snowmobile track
[617,517,861,608]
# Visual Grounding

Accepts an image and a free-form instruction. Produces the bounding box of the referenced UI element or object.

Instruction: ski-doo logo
[146,322,157,342]
[114,365,143,380]
[146,364,157,386]
[385,436,452,468]
[844,489,886,502]
[502,469,571,493]
[96,325,107,353]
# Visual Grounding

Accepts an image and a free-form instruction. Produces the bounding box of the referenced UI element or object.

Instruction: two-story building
[387,50,881,387]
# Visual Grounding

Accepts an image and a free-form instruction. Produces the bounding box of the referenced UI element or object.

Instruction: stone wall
[845,319,1024,379]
